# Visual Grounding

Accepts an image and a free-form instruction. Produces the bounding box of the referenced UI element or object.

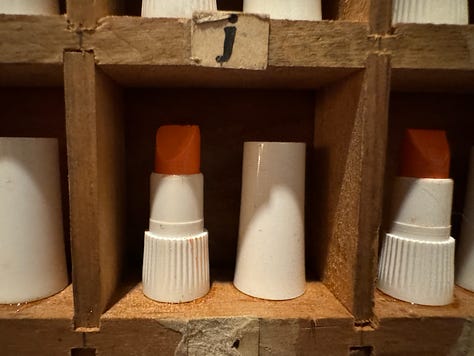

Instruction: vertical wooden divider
[64,51,125,329]
[313,53,391,323]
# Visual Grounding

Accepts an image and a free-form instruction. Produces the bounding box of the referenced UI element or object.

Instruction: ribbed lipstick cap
[399,129,450,179]
[155,125,200,175]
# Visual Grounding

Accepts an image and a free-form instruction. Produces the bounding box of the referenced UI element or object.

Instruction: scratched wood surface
[82,17,369,68]
[64,52,125,329]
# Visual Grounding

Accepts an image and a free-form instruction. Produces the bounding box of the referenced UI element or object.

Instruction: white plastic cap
[456,148,474,292]
[234,142,306,300]
[143,173,210,303]
[244,0,322,21]
[378,177,455,305]
[392,0,469,25]
[0,0,59,15]
[0,137,68,304]
[141,0,217,18]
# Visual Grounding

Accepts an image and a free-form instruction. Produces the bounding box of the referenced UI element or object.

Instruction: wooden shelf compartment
[383,92,474,238]
[64,48,390,332]
[372,91,474,354]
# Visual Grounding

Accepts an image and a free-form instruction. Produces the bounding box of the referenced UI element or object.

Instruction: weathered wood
[66,0,122,29]
[0,15,77,64]
[83,17,369,69]
[0,286,83,356]
[384,24,474,70]
[363,288,474,355]
[313,53,390,322]
[85,281,354,355]
[369,0,392,34]
[353,54,391,322]
[99,281,353,320]
[64,51,125,329]
[322,0,369,21]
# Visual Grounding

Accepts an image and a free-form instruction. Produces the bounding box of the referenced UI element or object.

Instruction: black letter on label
[216,14,238,64]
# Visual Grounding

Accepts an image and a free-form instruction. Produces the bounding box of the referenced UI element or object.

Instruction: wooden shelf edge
[0,14,78,64]
[83,17,370,69]
[385,24,474,71]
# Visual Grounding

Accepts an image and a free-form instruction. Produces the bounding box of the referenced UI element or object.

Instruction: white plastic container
[141,0,217,18]
[234,142,306,300]
[0,0,59,15]
[243,0,322,21]
[378,177,455,305]
[142,173,210,302]
[392,0,469,25]
[456,148,474,292]
[0,137,68,304]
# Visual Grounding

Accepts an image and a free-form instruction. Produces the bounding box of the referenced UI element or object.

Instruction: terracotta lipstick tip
[155,125,201,175]
[399,129,450,179]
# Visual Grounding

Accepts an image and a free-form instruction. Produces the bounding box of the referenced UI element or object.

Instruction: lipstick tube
[456,147,474,292]
[0,0,59,15]
[243,0,322,21]
[0,137,67,303]
[142,125,210,303]
[392,0,468,25]
[378,129,455,306]
[141,0,217,18]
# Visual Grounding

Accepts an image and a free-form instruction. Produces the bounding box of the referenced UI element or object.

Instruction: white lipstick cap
[234,142,306,300]
[0,137,68,304]
[244,0,322,21]
[142,0,217,18]
[392,0,469,25]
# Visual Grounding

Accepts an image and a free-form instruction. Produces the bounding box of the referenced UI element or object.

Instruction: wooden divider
[64,51,125,329]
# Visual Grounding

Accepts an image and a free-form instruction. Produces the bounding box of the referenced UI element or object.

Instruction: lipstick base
[378,233,455,306]
[142,230,210,303]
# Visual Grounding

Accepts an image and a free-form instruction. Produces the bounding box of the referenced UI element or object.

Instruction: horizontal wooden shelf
[0,285,82,355]
[364,287,474,355]
[0,284,74,320]
[85,17,370,68]
[84,279,358,355]
[0,15,75,65]
[374,287,474,320]
[103,280,353,321]
[0,14,75,86]
[386,24,474,70]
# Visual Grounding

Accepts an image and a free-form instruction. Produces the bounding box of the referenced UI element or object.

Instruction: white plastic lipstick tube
[0,137,68,304]
[234,142,306,300]
[141,0,217,18]
[456,148,474,292]
[0,0,59,15]
[378,177,455,305]
[142,173,210,303]
[243,0,322,21]
[392,0,469,25]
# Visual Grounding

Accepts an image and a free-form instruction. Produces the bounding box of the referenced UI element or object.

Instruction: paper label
[191,12,269,70]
